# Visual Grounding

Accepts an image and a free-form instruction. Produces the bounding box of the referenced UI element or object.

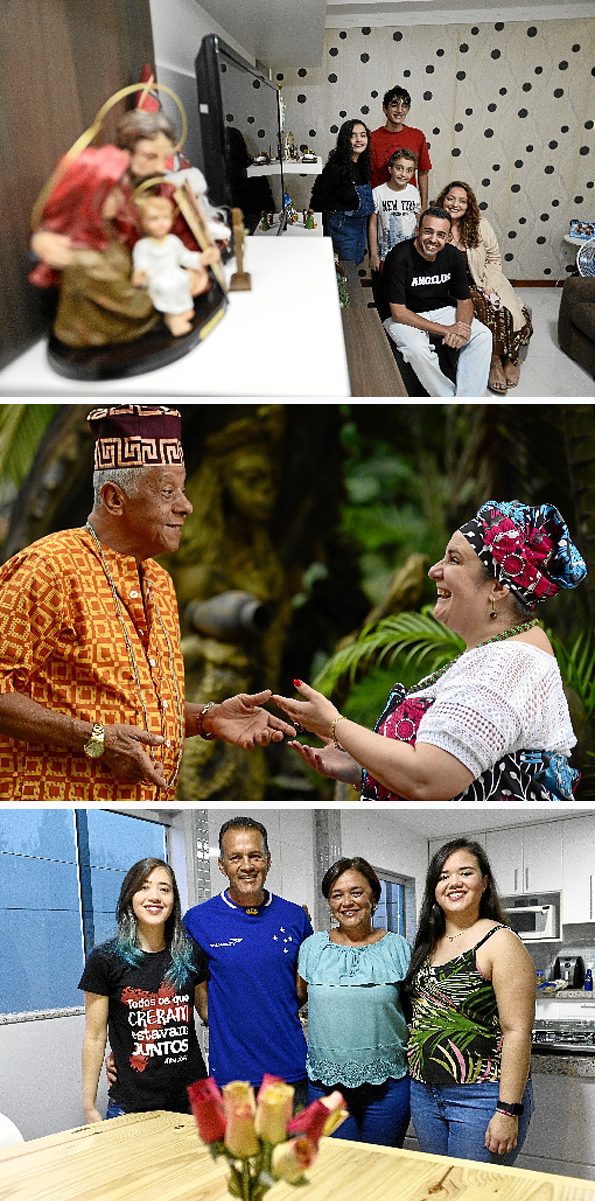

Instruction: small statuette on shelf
[301,148,318,163]
[229,208,252,292]
[283,192,299,225]
[284,131,299,161]
[305,209,317,230]
[259,211,271,231]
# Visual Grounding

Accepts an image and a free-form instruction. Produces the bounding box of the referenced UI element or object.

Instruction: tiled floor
[488,287,594,399]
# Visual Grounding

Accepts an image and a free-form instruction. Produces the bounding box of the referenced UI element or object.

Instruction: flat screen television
[195,35,286,235]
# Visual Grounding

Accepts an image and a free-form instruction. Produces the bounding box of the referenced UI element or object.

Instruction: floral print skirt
[470,286,533,365]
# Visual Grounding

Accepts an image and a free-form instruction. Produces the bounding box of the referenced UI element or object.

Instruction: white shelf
[253,211,322,236]
[247,158,322,176]
[0,238,349,397]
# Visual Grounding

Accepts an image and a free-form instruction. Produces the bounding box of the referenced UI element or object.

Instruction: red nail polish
[294,679,302,687]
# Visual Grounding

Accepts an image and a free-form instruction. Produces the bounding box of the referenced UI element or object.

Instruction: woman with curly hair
[434,181,533,394]
[79,858,208,1121]
[310,119,374,264]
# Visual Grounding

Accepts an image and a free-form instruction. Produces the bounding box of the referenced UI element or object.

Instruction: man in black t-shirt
[381,207,491,396]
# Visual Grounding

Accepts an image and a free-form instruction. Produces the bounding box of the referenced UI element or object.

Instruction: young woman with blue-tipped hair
[79,858,208,1122]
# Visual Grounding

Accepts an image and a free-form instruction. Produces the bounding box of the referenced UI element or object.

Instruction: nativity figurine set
[28,81,231,379]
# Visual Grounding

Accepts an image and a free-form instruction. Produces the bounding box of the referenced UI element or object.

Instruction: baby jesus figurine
[132,195,219,336]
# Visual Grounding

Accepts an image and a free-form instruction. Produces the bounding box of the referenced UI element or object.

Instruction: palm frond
[313,610,464,696]
[548,626,595,720]
[0,404,60,489]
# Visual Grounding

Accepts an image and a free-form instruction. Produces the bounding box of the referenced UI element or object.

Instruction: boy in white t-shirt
[369,148,421,272]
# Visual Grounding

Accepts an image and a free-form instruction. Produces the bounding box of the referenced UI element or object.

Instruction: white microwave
[504,903,558,940]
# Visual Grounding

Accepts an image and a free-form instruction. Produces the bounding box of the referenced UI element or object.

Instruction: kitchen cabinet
[486,821,563,895]
[428,832,488,864]
[561,815,595,923]
[520,1069,595,1180]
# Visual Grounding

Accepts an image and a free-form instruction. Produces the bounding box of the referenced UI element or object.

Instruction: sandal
[503,358,520,389]
[488,357,507,394]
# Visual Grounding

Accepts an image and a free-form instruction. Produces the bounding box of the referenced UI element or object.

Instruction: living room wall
[275,15,595,281]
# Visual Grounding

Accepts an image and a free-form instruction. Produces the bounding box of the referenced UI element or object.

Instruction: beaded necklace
[409,617,539,694]
[85,522,185,793]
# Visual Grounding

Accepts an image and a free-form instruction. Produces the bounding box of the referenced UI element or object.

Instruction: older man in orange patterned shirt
[0,405,294,802]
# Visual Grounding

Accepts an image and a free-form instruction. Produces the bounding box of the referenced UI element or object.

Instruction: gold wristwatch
[83,723,106,759]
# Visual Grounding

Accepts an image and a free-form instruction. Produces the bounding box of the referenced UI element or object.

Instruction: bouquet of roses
[188,1074,347,1199]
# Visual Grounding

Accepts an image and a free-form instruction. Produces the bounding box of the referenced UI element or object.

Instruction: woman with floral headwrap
[273,500,587,803]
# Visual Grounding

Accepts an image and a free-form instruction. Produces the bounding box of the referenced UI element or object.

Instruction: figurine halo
[31,81,188,230]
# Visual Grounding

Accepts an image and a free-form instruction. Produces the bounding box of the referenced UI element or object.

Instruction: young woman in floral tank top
[402,838,536,1164]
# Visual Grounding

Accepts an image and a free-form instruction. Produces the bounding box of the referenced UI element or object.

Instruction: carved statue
[169,406,291,803]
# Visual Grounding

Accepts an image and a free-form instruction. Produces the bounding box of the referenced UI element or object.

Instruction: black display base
[47,279,227,381]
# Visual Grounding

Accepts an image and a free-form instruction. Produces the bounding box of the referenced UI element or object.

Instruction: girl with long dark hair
[402,838,535,1164]
[310,119,374,264]
[79,858,208,1122]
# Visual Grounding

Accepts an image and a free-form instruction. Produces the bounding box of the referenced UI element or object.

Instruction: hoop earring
[490,597,497,621]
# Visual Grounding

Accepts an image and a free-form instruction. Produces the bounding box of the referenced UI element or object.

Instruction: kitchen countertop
[531,1051,595,1078]
[538,990,595,1000]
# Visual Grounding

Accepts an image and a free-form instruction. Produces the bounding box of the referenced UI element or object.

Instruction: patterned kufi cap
[87,405,183,471]
[459,499,587,608]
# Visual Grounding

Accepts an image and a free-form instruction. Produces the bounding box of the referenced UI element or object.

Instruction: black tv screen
[196,35,286,234]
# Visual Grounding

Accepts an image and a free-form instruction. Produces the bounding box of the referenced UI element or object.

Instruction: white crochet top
[412,642,576,777]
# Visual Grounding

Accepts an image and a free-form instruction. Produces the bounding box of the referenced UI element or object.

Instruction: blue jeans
[383,307,492,397]
[326,183,374,265]
[308,1075,410,1147]
[105,1100,129,1120]
[410,1079,534,1166]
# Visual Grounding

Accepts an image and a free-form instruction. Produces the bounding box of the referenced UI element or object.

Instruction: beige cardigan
[465,218,526,332]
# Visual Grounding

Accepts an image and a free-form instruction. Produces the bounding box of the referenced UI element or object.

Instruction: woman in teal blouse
[297,856,411,1145]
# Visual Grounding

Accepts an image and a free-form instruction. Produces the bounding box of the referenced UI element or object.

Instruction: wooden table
[2,1111,595,1201]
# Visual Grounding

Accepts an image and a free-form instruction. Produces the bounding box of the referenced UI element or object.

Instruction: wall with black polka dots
[274,18,594,280]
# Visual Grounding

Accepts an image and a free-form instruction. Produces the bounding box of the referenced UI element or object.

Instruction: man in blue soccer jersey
[184,817,313,1106]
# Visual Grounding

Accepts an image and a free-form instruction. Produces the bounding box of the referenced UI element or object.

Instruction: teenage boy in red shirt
[370,86,431,209]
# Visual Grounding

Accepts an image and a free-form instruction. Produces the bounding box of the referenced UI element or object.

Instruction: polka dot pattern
[276,16,593,278]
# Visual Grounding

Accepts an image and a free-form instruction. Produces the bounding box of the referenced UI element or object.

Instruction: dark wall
[0,0,154,369]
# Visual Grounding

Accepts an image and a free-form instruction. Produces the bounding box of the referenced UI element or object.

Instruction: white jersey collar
[220,888,273,910]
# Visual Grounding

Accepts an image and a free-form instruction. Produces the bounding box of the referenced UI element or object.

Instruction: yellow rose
[255,1082,294,1144]
[321,1090,349,1136]
[224,1103,260,1159]
[271,1137,316,1183]
[222,1081,255,1119]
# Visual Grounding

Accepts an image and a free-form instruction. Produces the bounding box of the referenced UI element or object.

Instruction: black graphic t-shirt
[380,239,471,320]
[79,942,208,1112]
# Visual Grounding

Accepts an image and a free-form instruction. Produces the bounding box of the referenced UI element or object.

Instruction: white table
[0,237,350,397]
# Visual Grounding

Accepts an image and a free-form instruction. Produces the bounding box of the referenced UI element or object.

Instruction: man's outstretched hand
[193,692,296,749]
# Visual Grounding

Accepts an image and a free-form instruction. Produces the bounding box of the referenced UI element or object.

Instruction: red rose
[188,1077,226,1144]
